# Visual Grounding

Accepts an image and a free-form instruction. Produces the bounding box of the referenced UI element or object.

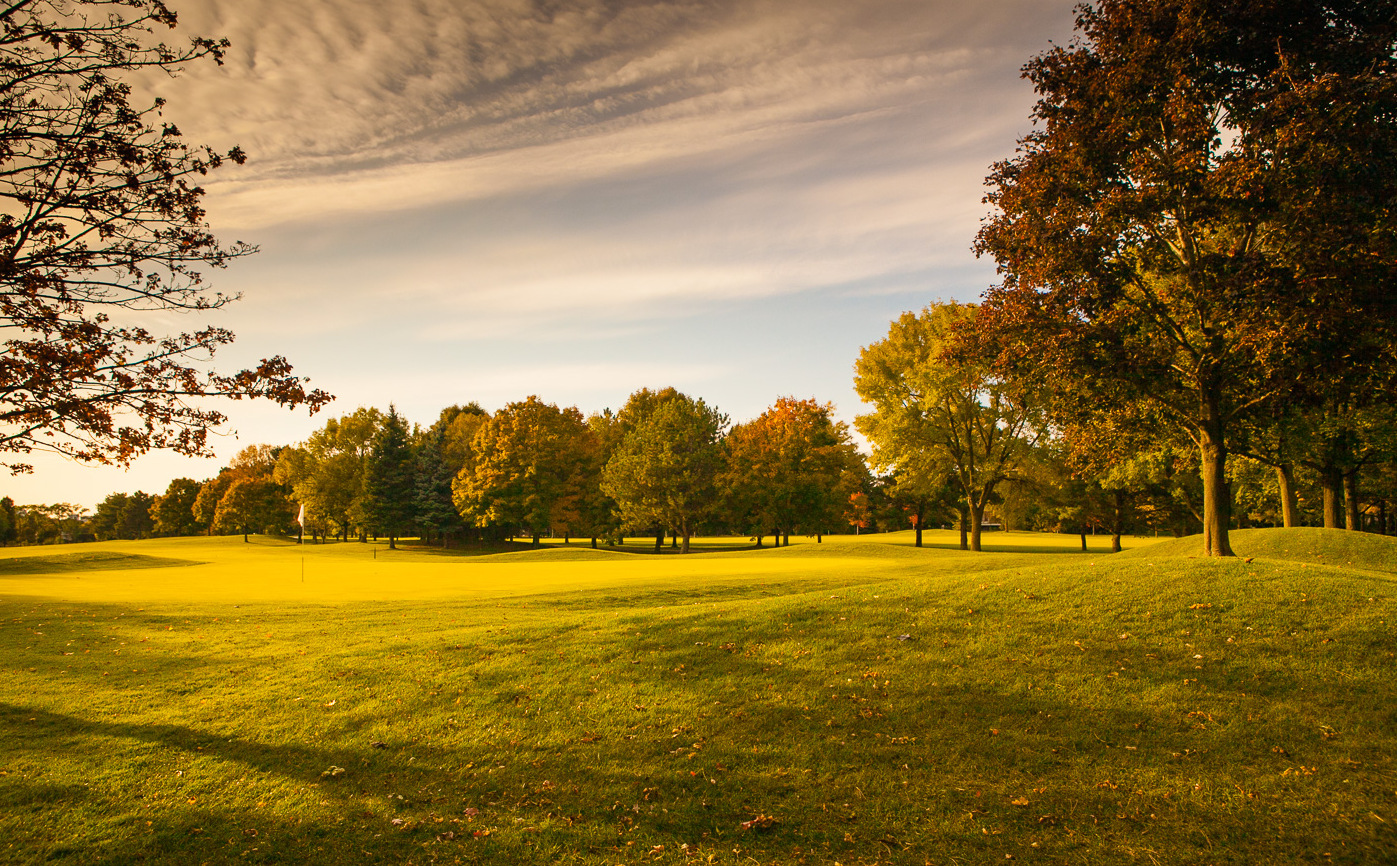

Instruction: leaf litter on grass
[1,530,1395,863]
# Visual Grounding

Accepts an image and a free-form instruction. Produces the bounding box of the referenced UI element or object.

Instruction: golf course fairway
[1,529,1393,864]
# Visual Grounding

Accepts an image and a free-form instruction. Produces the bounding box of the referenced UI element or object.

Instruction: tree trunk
[817,533,822,543]
[1197,417,1234,556]
[671,531,679,549]
[531,532,540,547]
[564,532,570,545]
[1343,470,1360,531]
[1275,463,1300,528]
[915,524,923,547]
[1111,491,1124,552]
[958,506,968,550]
[389,535,397,550]
[1319,466,1343,529]
[243,528,248,543]
[654,531,664,552]
[782,531,790,547]
[755,534,763,548]
[591,536,597,549]
[681,530,691,554]
[1080,531,1087,551]
[969,501,985,552]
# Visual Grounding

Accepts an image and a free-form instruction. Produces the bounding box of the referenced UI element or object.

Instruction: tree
[362,405,415,549]
[413,404,487,546]
[214,477,286,541]
[723,397,863,545]
[855,303,1040,552]
[192,471,230,535]
[0,0,332,473]
[89,492,128,540]
[275,408,383,541]
[601,393,726,553]
[975,0,1397,556]
[13,500,86,543]
[0,496,15,545]
[211,444,292,541]
[414,424,460,546]
[90,490,152,540]
[151,477,200,536]
[844,490,871,535]
[453,396,593,546]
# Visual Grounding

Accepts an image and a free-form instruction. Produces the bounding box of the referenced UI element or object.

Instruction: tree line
[10,362,1394,552]
[34,392,865,552]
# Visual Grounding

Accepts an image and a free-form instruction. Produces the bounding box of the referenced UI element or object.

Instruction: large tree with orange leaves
[723,397,863,545]
[974,0,1397,556]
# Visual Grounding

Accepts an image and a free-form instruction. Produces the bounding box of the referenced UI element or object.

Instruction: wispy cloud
[153,0,1071,224]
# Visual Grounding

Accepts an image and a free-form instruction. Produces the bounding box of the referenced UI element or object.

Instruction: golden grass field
[3,528,1394,865]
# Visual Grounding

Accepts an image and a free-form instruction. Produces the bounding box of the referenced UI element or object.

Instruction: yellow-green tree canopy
[601,392,726,553]
[854,303,1039,552]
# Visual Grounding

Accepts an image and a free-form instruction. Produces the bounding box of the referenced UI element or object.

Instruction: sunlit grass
[1,529,1392,864]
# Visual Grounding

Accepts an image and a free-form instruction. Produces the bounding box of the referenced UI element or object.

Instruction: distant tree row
[23,391,867,551]
[262,391,869,553]
[8,359,1393,550]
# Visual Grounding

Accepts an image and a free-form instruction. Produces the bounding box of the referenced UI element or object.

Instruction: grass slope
[0,551,203,578]
[1123,527,1397,575]
[0,530,1392,865]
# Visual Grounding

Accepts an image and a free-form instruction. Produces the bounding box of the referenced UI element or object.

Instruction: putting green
[0,529,1163,604]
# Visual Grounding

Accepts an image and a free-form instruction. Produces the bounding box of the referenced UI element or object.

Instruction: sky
[11,0,1082,508]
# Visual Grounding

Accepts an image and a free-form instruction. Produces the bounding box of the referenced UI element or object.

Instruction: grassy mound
[471,546,637,563]
[0,550,201,577]
[1122,527,1397,574]
[0,534,1392,864]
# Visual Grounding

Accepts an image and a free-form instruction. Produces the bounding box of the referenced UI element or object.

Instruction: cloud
[150,0,1072,226]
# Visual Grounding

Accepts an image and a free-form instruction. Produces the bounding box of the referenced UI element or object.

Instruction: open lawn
[1,529,1393,864]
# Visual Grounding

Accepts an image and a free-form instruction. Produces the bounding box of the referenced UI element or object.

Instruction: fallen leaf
[740,814,780,832]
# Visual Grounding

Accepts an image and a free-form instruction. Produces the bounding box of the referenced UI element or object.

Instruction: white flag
[297,503,305,526]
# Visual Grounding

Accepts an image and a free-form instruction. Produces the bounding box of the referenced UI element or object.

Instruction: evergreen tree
[363,405,417,549]
[415,425,462,546]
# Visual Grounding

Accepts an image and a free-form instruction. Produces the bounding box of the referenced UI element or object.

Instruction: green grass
[0,551,203,578]
[1,529,1393,864]
[1123,526,1397,575]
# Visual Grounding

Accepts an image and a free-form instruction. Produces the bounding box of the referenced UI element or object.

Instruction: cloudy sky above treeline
[17,0,1080,507]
